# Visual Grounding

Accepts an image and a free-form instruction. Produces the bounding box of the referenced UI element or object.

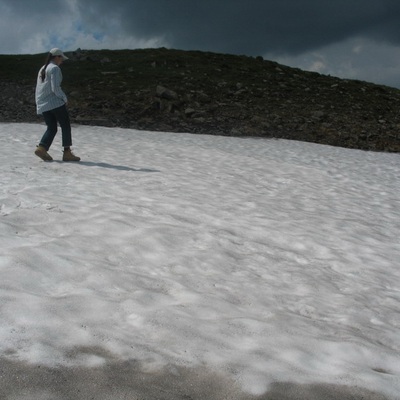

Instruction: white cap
[49,48,68,60]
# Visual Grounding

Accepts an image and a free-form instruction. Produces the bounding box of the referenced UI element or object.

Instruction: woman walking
[34,48,80,161]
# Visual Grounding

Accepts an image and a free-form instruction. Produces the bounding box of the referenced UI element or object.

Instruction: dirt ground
[0,357,391,400]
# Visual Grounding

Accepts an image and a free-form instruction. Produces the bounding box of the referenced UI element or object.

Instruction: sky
[1,123,400,399]
[1,0,400,88]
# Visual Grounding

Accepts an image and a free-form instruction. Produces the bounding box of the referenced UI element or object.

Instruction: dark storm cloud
[2,0,71,19]
[75,0,400,55]
[2,0,400,86]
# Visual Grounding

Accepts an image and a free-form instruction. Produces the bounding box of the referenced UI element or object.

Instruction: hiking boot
[63,148,81,162]
[34,145,53,161]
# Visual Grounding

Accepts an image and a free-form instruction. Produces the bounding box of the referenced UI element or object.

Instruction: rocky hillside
[1,48,399,151]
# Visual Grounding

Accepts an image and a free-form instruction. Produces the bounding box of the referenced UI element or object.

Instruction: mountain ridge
[1,47,399,151]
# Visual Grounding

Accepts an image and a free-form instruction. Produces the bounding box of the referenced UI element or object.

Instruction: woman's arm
[50,66,68,104]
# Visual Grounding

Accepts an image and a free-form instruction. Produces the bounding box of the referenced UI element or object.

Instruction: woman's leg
[52,105,72,148]
[40,110,58,150]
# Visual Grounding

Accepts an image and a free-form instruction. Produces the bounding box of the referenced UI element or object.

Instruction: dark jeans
[39,105,72,150]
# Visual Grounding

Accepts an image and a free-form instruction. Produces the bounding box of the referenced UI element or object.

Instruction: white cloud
[264,37,400,88]
[352,44,363,54]
[308,60,326,74]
